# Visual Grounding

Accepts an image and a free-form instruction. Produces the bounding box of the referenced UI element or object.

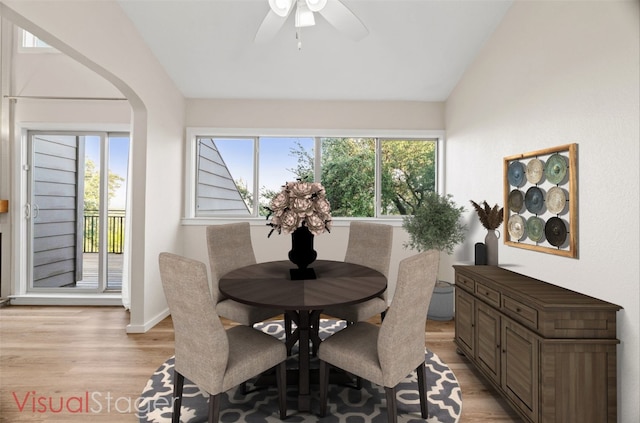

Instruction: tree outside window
[194,135,437,218]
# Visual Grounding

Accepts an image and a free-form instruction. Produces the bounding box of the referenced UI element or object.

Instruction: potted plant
[402,192,467,321]
[402,192,467,254]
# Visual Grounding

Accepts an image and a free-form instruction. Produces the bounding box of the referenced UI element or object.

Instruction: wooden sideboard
[453,265,621,423]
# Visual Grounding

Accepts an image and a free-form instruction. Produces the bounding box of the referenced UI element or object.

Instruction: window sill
[180,216,405,227]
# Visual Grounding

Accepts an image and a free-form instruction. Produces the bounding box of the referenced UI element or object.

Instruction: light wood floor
[0,306,522,422]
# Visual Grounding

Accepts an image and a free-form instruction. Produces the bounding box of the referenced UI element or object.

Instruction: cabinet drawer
[456,273,475,292]
[502,296,538,329]
[475,281,500,307]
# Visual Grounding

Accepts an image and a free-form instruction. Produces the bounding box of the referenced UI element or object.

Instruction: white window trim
[183,127,446,225]
[17,28,59,54]
[10,123,129,303]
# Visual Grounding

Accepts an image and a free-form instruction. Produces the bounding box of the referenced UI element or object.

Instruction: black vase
[288,225,317,280]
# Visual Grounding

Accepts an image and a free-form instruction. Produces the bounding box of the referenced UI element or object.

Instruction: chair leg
[384,386,398,423]
[310,311,322,356]
[380,309,386,322]
[416,362,429,419]
[319,360,330,417]
[172,371,184,423]
[208,394,220,423]
[276,362,287,419]
[284,314,292,343]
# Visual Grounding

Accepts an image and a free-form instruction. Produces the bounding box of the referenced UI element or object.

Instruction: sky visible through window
[85,136,129,209]
[215,137,314,207]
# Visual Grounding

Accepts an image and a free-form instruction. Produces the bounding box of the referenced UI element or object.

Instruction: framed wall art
[503,143,577,258]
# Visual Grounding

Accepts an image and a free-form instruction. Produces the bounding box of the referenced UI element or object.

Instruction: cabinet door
[502,319,539,423]
[476,301,501,384]
[455,288,475,357]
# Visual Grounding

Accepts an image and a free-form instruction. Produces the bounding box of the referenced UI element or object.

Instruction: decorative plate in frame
[508,214,526,241]
[526,216,545,243]
[503,143,577,258]
[545,153,568,184]
[508,189,524,213]
[546,186,567,215]
[507,161,526,187]
[526,158,544,184]
[545,217,568,247]
[524,186,544,214]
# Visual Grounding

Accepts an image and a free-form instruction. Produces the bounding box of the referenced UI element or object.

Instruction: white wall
[11,37,123,98]
[445,2,639,422]
[186,99,446,130]
[0,0,186,332]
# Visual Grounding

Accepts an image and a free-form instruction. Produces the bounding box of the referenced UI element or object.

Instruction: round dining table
[219,259,387,412]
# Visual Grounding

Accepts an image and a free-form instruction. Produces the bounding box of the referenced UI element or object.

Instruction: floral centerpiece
[266,180,332,237]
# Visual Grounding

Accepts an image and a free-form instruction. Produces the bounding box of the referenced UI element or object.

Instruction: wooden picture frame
[503,143,577,258]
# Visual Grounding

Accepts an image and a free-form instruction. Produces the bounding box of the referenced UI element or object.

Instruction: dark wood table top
[219,260,387,310]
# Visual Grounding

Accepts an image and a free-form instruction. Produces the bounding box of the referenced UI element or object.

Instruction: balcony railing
[83,210,125,253]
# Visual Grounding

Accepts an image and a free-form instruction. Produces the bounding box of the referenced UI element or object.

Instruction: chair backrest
[206,222,257,303]
[377,250,439,387]
[344,221,393,278]
[159,252,229,395]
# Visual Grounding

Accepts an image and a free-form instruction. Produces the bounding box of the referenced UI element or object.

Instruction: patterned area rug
[138,319,462,423]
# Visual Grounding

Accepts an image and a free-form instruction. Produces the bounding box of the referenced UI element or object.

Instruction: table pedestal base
[284,309,323,411]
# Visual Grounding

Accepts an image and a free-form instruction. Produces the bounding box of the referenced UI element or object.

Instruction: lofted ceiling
[118,0,513,102]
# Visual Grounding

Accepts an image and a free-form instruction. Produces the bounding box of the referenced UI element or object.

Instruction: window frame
[184,128,446,223]
[18,29,58,54]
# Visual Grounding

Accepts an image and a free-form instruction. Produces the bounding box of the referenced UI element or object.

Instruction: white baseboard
[126,307,170,334]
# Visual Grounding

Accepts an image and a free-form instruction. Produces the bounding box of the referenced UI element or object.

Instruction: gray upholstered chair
[206,223,282,325]
[158,252,287,423]
[322,221,393,323]
[318,250,440,423]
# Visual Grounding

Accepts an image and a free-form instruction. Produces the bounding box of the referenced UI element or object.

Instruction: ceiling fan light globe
[269,0,293,17]
[305,0,327,12]
[295,3,315,27]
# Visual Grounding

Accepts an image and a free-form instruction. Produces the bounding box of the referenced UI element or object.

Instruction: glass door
[27,131,129,292]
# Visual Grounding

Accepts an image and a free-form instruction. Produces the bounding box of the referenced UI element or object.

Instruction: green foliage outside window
[321,138,375,217]
[83,158,125,253]
[230,136,437,218]
[381,140,436,215]
[286,137,435,217]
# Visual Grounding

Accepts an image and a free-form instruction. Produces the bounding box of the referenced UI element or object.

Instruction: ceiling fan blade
[318,0,368,41]
[254,9,290,43]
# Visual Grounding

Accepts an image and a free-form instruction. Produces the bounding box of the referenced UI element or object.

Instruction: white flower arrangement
[266,180,332,237]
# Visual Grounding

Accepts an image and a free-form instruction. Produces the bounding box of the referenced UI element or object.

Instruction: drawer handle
[516,307,522,312]
[485,291,490,296]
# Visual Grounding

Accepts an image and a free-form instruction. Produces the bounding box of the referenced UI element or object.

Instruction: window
[187,130,441,219]
[20,29,56,52]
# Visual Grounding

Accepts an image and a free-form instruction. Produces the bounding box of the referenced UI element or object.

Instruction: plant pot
[427,281,454,321]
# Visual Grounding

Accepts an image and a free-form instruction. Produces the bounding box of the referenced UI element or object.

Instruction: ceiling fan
[255,0,368,47]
